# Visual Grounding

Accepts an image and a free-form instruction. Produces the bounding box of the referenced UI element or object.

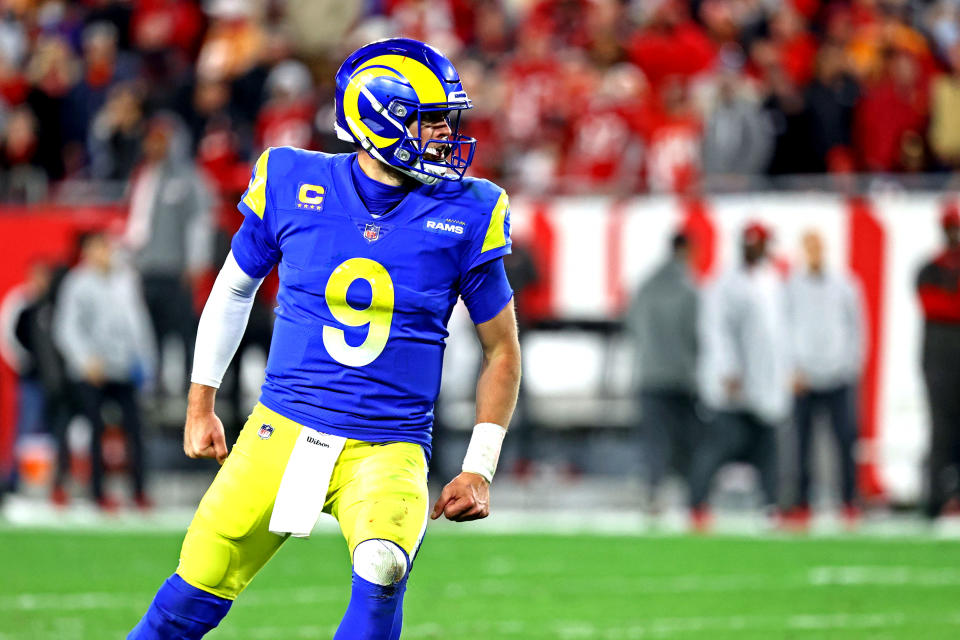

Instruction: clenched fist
[183,383,228,464]
[430,472,490,522]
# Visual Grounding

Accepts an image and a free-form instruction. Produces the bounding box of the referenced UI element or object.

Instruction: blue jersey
[231,148,513,457]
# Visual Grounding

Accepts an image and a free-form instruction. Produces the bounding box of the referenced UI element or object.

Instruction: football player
[129,38,521,639]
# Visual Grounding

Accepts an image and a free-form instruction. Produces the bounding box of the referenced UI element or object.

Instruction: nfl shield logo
[258,424,274,440]
[363,223,380,242]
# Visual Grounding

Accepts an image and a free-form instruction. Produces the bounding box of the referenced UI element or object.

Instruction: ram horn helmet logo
[258,424,274,440]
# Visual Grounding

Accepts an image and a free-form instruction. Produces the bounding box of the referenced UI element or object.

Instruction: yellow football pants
[177,403,429,600]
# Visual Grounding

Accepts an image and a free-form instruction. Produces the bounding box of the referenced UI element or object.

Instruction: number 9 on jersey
[323,258,395,367]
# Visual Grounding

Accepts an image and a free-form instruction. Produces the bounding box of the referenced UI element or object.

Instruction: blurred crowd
[626,208,960,529]
[4,0,960,203]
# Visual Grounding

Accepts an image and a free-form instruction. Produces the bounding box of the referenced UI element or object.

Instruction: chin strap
[338,119,446,186]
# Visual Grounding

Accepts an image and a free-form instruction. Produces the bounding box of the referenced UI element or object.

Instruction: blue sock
[128,574,232,639]
[334,571,408,640]
[388,578,406,640]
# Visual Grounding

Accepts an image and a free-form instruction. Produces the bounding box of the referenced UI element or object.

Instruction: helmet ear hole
[388,101,409,119]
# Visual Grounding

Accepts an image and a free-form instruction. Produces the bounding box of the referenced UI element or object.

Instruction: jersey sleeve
[464,188,512,273]
[232,148,281,278]
[459,258,514,324]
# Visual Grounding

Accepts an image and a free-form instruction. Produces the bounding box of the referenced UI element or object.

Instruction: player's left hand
[430,472,490,522]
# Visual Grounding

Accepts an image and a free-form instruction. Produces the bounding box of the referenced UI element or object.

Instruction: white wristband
[461,422,507,483]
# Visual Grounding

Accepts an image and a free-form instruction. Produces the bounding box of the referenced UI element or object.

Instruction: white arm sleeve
[191,252,264,388]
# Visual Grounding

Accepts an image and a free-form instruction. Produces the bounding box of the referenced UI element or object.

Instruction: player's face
[411,110,453,162]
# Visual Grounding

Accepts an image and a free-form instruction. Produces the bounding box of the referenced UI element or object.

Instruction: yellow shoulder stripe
[242,148,271,219]
[480,190,509,254]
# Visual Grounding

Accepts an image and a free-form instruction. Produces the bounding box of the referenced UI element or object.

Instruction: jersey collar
[340,153,422,221]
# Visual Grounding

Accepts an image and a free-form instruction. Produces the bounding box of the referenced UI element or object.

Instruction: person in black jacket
[916,205,960,519]
[5,261,75,502]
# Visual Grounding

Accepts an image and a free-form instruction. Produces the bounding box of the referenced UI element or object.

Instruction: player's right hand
[430,472,490,522]
[183,411,229,465]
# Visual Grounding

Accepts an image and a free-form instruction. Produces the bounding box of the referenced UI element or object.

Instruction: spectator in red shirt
[559,63,649,194]
[130,0,205,93]
[916,205,960,519]
[643,75,702,193]
[131,0,205,57]
[0,51,28,106]
[769,4,819,89]
[526,0,593,50]
[628,0,716,91]
[500,20,566,148]
[854,48,928,172]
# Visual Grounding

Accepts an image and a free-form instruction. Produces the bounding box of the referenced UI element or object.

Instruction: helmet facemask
[388,98,476,183]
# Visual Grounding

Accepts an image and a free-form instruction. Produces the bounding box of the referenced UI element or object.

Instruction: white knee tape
[352,539,408,586]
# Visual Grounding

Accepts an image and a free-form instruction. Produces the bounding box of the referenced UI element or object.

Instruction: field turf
[2,529,960,639]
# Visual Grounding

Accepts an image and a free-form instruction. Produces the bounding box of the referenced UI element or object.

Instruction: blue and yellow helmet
[334,38,476,184]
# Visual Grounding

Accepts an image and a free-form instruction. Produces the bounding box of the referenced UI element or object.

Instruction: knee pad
[352,539,409,586]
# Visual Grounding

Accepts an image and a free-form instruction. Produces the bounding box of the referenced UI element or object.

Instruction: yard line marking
[228,612,952,639]
[447,564,960,597]
[5,610,960,639]
[0,586,345,612]
[9,565,960,613]
[549,612,948,639]
[7,500,960,540]
[809,565,960,586]
[0,592,142,612]
[786,612,907,630]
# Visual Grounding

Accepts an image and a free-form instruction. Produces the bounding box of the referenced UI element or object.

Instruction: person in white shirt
[787,231,865,525]
[691,222,791,528]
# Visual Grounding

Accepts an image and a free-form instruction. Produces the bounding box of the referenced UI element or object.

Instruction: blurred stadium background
[3,0,960,638]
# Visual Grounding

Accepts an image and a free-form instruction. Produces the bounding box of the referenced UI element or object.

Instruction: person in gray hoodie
[625,231,701,511]
[54,230,156,510]
[123,113,213,396]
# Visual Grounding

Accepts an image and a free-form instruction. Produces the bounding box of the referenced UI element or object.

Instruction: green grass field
[3,530,960,639]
